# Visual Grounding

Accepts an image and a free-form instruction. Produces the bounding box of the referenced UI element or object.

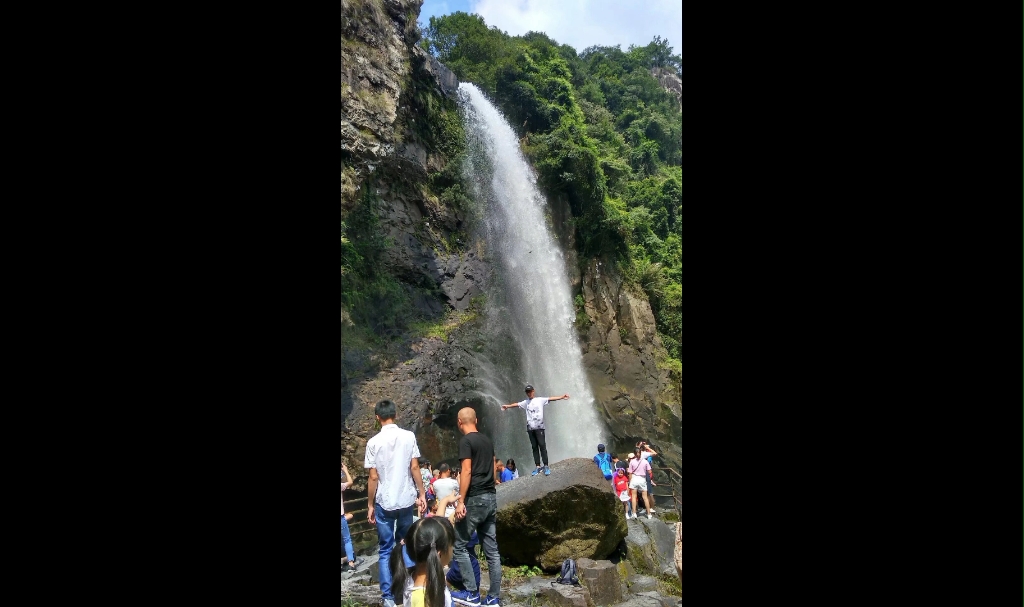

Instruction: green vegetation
[500,564,544,588]
[573,294,591,332]
[408,300,481,341]
[341,183,415,343]
[421,15,681,366]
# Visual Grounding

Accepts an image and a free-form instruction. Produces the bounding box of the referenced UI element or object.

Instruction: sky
[417,0,682,58]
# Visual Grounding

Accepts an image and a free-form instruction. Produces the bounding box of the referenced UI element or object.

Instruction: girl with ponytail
[389,516,456,607]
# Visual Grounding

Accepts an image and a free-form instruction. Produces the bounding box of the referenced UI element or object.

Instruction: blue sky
[418,0,682,58]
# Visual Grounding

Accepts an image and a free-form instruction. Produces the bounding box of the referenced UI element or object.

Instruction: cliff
[341,0,680,489]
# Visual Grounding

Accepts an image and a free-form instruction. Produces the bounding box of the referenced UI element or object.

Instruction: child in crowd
[390,517,455,607]
[613,467,632,519]
[505,459,519,480]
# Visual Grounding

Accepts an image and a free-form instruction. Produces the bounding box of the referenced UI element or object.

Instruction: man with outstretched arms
[500,384,569,476]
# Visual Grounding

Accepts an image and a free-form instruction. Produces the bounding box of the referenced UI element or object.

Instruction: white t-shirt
[364,423,422,511]
[517,397,550,430]
[432,477,460,502]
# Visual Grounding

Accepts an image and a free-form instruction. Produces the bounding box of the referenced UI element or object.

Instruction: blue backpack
[555,558,580,586]
[595,452,613,480]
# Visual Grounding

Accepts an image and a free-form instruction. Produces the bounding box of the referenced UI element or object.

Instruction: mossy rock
[495,458,628,571]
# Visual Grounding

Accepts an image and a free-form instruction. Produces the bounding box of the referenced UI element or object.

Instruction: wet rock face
[495,458,628,571]
[578,259,681,470]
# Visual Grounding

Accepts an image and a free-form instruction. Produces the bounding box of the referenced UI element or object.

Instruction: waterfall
[457,82,608,468]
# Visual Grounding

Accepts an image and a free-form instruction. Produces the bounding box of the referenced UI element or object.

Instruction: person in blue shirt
[593,444,614,481]
[498,458,515,483]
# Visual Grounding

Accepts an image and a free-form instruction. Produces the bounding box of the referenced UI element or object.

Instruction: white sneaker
[647,513,652,520]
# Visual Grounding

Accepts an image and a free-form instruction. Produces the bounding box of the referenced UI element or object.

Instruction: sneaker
[482,596,501,605]
[647,513,652,520]
[383,600,397,607]
[649,509,656,515]
[451,590,481,605]
[543,466,550,476]
[531,468,541,476]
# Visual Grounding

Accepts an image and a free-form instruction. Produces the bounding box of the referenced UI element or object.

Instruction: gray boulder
[624,517,676,578]
[634,592,681,607]
[496,458,628,571]
[576,558,622,605]
[625,574,660,594]
[539,583,592,607]
[507,576,558,601]
[608,594,664,607]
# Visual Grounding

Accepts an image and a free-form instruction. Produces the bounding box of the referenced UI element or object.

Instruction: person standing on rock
[613,467,633,520]
[450,407,502,606]
[499,384,569,476]
[627,446,655,520]
[593,443,614,481]
[364,399,428,607]
[637,440,659,514]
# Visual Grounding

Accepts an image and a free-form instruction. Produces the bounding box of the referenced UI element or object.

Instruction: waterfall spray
[457,82,608,466]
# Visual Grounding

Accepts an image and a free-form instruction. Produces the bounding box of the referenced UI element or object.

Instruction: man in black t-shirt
[450,407,502,606]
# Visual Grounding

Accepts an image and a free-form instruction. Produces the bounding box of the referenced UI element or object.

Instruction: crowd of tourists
[341,384,670,607]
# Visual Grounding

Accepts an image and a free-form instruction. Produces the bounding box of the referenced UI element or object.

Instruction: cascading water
[457,82,608,467]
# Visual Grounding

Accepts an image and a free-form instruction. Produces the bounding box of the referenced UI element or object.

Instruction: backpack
[596,452,613,480]
[555,558,580,586]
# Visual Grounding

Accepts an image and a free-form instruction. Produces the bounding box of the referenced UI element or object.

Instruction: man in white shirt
[364,400,427,607]
[500,384,569,476]
[432,463,460,502]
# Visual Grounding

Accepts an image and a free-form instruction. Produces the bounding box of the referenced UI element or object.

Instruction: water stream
[457,82,608,468]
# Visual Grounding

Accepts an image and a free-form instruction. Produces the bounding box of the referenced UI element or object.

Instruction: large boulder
[624,517,677,578]
[496,458,628,571]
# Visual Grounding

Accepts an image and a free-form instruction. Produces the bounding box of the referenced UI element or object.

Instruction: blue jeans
[453,492,502,597]
[446,532,480,590]
[374,502,415,601]
[340,515,355,562]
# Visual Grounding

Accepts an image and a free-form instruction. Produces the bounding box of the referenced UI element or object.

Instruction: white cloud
[470,0,681,56]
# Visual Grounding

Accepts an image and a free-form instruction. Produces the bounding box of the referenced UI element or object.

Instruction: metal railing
[651,466,682,518]
[342,496,379,538]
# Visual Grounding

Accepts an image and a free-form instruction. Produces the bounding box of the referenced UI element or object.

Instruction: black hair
[438,463,450,474]
[506,459,516,471]
[389,517,455,607]
[375,400,397,420]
